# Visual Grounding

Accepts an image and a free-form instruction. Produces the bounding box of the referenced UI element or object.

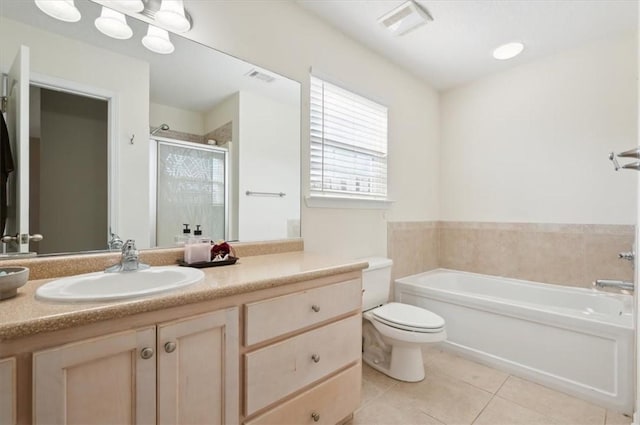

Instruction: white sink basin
[35,266,205,303]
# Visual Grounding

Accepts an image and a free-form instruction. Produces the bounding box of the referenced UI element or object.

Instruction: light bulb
[95,7,133,40]
[34,0,81,22]
[154,0,191,33]
[142,25,175,54]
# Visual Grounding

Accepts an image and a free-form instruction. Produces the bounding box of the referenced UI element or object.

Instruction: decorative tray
[177,257,239,268]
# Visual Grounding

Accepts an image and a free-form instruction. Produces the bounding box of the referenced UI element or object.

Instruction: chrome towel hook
[608,152,620,171]
[609,149,640,171]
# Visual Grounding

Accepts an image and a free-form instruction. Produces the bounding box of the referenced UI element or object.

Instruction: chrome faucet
[107,228,124,251]
[619,250,635,262]
[105,239,150,273]
[593,279,634,292]
[618,248,635,270]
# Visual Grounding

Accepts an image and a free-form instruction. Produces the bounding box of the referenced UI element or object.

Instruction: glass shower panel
[156,142,226,246]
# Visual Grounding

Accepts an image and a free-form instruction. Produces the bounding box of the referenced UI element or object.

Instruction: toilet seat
[371,302,445,333]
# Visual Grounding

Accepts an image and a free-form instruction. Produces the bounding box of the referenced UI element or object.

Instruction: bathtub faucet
[593,279,634,292]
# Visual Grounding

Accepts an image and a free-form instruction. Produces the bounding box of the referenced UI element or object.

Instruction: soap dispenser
[175,224,191,246]
[184,225,212,264]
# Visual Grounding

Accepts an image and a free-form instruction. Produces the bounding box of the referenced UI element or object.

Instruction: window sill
[304,195,394,210]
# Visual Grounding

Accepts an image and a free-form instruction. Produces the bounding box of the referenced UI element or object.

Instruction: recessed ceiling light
[95,7,133,40]
[378,0,433,36]
[34,0,81,23]
[493,42,525,60]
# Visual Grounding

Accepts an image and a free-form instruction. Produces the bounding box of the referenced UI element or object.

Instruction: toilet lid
[372,302,445,331]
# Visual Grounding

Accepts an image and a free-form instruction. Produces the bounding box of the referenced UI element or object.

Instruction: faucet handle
[122,239,138,255]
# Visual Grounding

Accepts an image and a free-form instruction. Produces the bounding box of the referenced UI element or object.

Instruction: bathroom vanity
[0,251,366,425]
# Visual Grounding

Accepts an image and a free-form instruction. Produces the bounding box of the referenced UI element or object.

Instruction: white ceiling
[297,0,638,91]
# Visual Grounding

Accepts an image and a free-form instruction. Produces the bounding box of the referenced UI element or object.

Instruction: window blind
[310,75,388,199]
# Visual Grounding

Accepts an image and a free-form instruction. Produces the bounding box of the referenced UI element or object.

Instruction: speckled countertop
[0,251,367,341]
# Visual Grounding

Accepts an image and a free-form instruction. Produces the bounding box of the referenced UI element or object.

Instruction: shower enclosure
[151,138,228,247]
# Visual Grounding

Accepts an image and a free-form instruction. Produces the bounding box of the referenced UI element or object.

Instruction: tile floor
[350,346,631,425]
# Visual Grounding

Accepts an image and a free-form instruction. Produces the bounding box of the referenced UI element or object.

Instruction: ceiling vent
[378,0,433,36]
[245,69,276,83]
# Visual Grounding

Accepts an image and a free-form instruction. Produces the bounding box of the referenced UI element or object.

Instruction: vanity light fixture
[34,0,81,23]
[492,42,525,60]
[142,24,175,54]
[154,0,191,33]
[95,7,133,40]
[378,0,433,36]
[103,0,145,13]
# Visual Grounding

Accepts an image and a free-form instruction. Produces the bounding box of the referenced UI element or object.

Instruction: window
[309,75,388,202]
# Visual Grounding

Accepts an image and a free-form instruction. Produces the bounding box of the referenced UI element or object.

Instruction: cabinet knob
[311,304,320,313]
[140,347,154,360]
[311,412,320,422]
[164,341,177,353]
[311,353,320,363]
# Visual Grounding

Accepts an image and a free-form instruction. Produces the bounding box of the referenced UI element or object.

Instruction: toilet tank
[360,257,393,311]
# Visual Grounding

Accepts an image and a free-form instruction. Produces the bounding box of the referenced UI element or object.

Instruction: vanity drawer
[244,279,361,346]
[244,314,361,416]
[245,362,361,425]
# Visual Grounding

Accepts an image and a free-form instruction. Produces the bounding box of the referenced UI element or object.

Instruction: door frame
[29,72,119,244]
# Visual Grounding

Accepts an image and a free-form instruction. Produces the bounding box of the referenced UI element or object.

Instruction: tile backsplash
[387,221,439,281]
[388,221,634,289]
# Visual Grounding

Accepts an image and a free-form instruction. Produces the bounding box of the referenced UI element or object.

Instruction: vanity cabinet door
[32,327,156,425]
[0,357,16,425]
[157,308,239,425]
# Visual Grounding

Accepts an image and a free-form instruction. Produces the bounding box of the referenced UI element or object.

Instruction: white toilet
[361,257,446,382]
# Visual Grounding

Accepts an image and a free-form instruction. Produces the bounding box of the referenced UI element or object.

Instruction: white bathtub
[395,269,634,414]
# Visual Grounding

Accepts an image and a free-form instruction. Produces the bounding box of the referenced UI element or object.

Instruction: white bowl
[0,267,29,300]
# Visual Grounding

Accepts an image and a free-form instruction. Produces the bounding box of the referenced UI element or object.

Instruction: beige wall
[205,93,240,241]
[184,1,440,258]
[150,103,204,136]
[440,33,637,225]
[237,91,300,241]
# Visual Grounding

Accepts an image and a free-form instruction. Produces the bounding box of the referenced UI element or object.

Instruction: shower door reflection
[153,139,227,246]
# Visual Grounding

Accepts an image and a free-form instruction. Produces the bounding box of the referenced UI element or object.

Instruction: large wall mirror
[0,0,301,257]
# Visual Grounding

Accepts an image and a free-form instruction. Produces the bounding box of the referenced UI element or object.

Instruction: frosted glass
[156,142,226,246]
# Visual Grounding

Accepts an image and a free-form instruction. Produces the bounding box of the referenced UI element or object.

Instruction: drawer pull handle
[311,304,321,313]
[140,347,154,360]
[311,354,320,363]
[311,412,320,422]
[164,341,177,353]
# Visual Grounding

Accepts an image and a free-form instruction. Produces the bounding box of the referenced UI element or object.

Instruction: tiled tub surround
[388,222,634,289]
[387,221,439,281]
